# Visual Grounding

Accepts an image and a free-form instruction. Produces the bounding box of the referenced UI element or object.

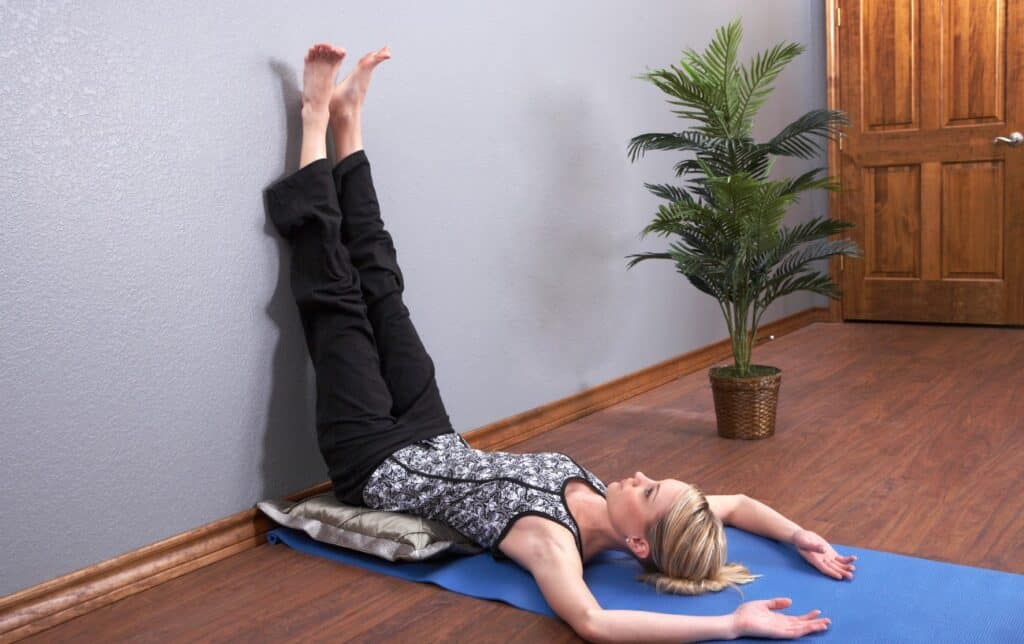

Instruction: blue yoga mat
[267,526,1024,642]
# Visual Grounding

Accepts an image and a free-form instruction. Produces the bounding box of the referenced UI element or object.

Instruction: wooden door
[832,0,1024,325]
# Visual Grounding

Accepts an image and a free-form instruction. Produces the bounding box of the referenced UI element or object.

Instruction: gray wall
[0,1,828,596]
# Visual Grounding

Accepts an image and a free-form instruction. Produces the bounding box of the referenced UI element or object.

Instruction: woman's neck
[567,483,626,560]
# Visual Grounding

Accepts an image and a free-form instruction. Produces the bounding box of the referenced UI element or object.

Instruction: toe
[359,49,389,68]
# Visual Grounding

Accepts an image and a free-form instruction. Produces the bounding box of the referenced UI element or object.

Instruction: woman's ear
[626,536,650,559]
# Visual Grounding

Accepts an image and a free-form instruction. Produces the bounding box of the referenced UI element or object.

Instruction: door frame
[825,0,845,322]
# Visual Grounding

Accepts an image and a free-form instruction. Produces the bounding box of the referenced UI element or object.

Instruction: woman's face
[606,471,689,554]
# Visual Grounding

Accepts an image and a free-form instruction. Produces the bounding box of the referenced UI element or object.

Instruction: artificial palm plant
[626,20,863,438]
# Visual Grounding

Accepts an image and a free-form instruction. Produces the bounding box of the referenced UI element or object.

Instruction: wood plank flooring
[20,321,1024,642]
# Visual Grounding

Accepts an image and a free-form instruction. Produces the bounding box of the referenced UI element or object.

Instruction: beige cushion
[257,492,482,561]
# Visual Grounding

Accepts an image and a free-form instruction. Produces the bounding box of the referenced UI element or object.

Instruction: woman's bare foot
[329,46,391,120]
[299,43,346,168]
[301,43,347,125]
[328,46,390,160]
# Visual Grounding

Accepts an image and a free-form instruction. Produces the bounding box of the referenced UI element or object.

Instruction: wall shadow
[257,58,329,501]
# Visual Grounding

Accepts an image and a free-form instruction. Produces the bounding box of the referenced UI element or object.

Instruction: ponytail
[638,485,762,597]
[638,561,760,597]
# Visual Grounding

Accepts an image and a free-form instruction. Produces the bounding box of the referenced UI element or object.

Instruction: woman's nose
[634,471,647,483]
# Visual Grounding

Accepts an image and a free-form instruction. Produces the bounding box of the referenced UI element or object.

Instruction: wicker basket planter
[709,365,782,440]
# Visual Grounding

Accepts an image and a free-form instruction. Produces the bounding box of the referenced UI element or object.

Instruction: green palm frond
[624,251,673,270]
[628,131,716,162]
[682,20,743,130]
[683,271,726,299]
[637,66,719,133]
[767,109,849,158]
[639,201,687,239]
[757,234,862,308]
[734,41,804,132]
[768,271,841,301]
[668,241,733,299]
[746,182,796,248]
[777,168,837,199]
[769,237,861,287]
[756,216,856,271]
[643,182,695,204]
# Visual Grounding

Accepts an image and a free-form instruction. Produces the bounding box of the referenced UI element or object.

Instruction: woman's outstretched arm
[727,494,804,544]
[704,491,856,581]
[503,532,828,642]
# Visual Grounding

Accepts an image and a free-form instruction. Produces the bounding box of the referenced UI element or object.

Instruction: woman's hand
[731,597,830,639]
[792,528,857,580]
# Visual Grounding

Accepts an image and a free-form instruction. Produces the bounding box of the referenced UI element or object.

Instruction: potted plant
[626,20,863,439]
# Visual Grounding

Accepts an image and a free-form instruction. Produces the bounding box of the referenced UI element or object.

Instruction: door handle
[993,131,1023,146]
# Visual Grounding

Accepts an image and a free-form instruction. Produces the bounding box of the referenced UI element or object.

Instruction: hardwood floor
[20,321,1024,642]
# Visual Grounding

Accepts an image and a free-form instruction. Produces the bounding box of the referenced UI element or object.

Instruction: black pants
[265,151,456,505]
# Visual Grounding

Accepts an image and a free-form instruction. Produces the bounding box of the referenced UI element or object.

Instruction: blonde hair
[637,484,761,596]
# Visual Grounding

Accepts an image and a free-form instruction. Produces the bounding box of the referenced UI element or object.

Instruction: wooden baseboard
[0,307,829,641]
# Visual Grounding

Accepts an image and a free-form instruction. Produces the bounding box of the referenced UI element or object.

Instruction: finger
[814,556,835,572]
[831,561,854,579]
[769,597,793,609]
[802,618,830,631]
[808,621,830,634]
[795,620,829,637]
[797,609,822,620]
[823,560,845,579]
[830,558,854,574]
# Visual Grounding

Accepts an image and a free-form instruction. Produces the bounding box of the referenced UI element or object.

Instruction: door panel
[941,161,1003,279]
[862,0,918,130]
[864,165,921,278]
[943,0,1004,125]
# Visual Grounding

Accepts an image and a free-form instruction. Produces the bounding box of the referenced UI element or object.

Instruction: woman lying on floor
[265,42,854,643]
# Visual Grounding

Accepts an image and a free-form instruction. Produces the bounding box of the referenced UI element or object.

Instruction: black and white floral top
[362,432,607,559]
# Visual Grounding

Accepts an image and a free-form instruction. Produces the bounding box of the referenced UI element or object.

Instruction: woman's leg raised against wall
[265,44,402,503]
[328,49,455,434]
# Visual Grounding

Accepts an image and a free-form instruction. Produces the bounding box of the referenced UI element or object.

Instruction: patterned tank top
[362,432,607,559]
